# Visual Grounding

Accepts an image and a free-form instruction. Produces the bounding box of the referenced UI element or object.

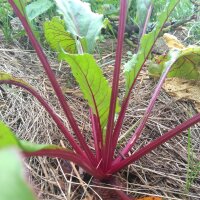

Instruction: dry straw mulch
[0,39,199,200]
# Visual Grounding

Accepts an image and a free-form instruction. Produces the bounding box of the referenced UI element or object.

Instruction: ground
[0,31,200,199]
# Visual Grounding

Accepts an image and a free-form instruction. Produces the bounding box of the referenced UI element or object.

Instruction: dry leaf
[163,33,185,49]
[136,197,162,200]
[163,78,200,112]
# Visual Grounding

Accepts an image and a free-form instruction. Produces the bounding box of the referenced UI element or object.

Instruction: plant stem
[9,0,96,165]
[115,190,132,200]
[110,177,132,200]
[24,149,105,179]
[103,0,128,171]
[109,113,200,174]
[186,128,192,191]
[111,1,180,158]
[114,58,174,164]
[89,109,102,162]
[139,3,153,39]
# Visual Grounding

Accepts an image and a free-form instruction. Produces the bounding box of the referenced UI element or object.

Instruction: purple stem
[24,149,105,180]
[0,80,87,158]
[108,113,200,174]
[89,109,102,162]
[111,178,132,200]
[113,59,173,164]
[103,0,128,171]
[111,2,179,159]
[9,0,96,165]
[140,3,153,38]
[115,190,132,200]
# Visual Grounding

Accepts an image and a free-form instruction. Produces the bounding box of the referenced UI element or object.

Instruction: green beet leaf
[0,121,66,153]
[44,17,77,54]
[59,53,120,130]
[0,148,36,200]
[124,0,180,94]
[167,47,200,80]
[0,71,31,86]
[55,0,103,53]
[19,140,64,153]
[0,71,36,92]
[25,0,54,21]
[149,47,200,80]
[0,121,19,148]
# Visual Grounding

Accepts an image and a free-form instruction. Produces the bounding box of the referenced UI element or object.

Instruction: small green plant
[0,0,200,199]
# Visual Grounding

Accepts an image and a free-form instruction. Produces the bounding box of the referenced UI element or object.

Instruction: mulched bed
[0,36,199,200]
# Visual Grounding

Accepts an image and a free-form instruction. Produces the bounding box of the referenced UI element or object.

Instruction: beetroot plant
[0,0,200,198]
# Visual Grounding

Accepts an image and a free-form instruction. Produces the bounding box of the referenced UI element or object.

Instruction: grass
[186,128,200,192]
[0,0,13,42]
